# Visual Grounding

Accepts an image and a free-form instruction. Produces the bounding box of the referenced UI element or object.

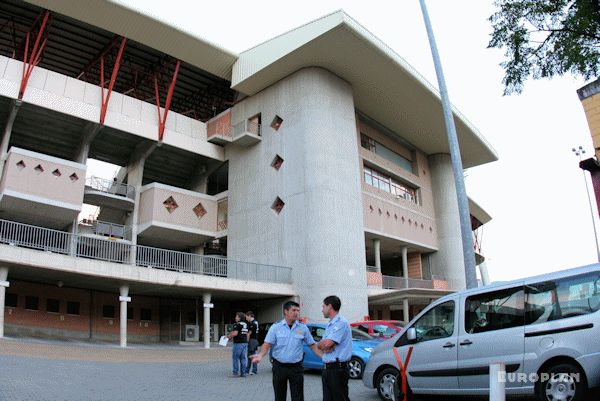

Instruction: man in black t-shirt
[228,312,249,377]
[245,311,259,375]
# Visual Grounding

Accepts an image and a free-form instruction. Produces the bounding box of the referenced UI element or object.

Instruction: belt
[323,361,348,370]
[272,359,303,368]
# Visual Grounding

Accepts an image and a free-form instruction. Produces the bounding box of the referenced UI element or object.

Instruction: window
[360,133,413,172]
[127,307,134,320]
[465,287,524,334]
[413,301,454,342]
[363,166,417,203]
[140,308,152,321]
[6,293,18,307]
[102,305,115,319]
[46,299,60,313]
[372,324,398,337]
[25,296,39,311]
[311,326,325,341]
[525,272,600,325]
[67,301,80,315]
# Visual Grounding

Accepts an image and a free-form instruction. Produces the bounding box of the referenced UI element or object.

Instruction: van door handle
[442,342,456,348]
[460,340,473,346]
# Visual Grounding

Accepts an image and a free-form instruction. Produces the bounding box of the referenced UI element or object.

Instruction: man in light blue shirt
[251,301,322,401]
[317,295,352,401]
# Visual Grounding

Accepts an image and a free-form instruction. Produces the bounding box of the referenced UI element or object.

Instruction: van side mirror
[406,327,417,343]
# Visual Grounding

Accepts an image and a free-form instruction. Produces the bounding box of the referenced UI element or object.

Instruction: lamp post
[572,146,600,261]
[419,0,477,289]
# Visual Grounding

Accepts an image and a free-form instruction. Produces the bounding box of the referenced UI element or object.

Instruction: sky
[103,0,599,283]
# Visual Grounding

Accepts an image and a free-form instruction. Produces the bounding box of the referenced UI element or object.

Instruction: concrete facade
[228,68,368,322]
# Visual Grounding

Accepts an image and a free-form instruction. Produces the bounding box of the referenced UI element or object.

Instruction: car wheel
[537,362,587,401]
[376,367,399,401]
[348,357,364,379]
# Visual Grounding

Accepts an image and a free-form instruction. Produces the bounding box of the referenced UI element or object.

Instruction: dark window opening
[102,305,116,319]
[25,296,39,311]
[141,308,152,321]
[46,298,60,313]
[67,301,80,315]
[6,293,18,307]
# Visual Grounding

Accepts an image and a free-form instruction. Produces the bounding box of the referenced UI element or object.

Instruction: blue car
[303,323,382,379]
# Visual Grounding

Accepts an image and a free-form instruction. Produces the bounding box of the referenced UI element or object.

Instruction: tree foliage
[489,0,600,94]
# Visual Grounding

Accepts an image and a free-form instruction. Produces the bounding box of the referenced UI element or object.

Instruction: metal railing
[85,176,135,200]
[381,275,436,290]
[366,265,379,273]
[0,219,293,284]
[232,120,261,140]
[93,220,132,240]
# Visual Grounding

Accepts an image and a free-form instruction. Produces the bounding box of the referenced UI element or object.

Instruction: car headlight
[363,347,374,353]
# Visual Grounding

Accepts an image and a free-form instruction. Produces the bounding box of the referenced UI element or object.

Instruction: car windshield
[351,328,374,340]
[392,322,406,328]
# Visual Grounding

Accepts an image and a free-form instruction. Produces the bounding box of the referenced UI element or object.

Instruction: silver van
[362,263,600,401]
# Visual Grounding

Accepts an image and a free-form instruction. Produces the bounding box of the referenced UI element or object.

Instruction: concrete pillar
[479,261,491,286]
[401,246,408,288]
[119,285,130,347]
[403,298,409,323]
[202,293,212,349]
[74,123,103,164]
[373,239,381,273]
[428,153,466,291]
[0,100,21,180]
[227,68,368,322]
[0,267,9,338]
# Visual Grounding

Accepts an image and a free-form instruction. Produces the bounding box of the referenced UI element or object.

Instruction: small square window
[270,115,283,131]
[102,305,115,319]
[67,301,80,315]
[46,298,60,313]
[193,202,207,218]
[271,197,285,215]
[140,308,152,321]
[271,155,284,171]
[127,307,134,320]
[69,173,79,182]
[25,296,39,310]
[163,196,178,213]
[16,160,26,170]
[6,293,17,308]
[52,169,61,177]
[34,164,44,173]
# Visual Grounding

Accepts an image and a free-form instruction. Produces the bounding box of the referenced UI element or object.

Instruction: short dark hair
[283,301,300,311]
[236,311,246,321]
[246,311,254,318]
[323,295,341,312]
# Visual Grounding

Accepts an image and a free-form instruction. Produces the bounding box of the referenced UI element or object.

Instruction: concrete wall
[0,55,223,161]
[0,147,85,209]
[138,183,219,233]
[428,153,465,291]
[227,67,368,322]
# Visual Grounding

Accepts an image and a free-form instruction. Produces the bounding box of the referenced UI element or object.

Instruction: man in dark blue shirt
[246,311,259,375]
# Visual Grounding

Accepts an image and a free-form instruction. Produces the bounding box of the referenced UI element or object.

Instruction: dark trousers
[272,361,304,401]
[322,365,350,401]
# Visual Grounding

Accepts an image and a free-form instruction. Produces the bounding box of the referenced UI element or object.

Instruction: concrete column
[403,299,409,323]
[0,100,21,180]
[373,239,381,273]
[119,285,130,347]
[401,246,408,288]
[202,293,211,349]
[428,153,466,291]
[74,123,103,164]
[0,267,9,338]
[479,261,490,286]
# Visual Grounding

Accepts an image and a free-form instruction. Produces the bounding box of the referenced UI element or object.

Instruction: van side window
[413,301,454,342]
[465,287,524,334]
[525,272,600,325]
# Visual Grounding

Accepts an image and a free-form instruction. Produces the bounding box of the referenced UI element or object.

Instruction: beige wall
[0,147,85,208]
[581,92,600,160]
[138,183,219,233]
[358,119,437,248]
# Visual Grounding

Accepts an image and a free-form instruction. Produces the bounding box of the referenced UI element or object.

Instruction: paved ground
[1,337,598,401]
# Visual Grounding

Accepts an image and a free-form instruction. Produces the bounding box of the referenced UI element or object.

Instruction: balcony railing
[85,176,135,200]
[81,219,132,241]
[0,219,292,284]
[382,275,435,290]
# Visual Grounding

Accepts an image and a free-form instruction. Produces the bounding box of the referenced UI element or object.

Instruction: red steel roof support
[154,60,180,142]
[18,10,50,100]
[99,37,127,124]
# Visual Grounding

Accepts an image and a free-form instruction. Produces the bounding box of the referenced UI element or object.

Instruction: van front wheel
[537,362,587,401]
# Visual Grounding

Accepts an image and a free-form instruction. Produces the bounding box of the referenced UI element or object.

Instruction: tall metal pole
[573,146,600,261]
[419,0,477,289]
